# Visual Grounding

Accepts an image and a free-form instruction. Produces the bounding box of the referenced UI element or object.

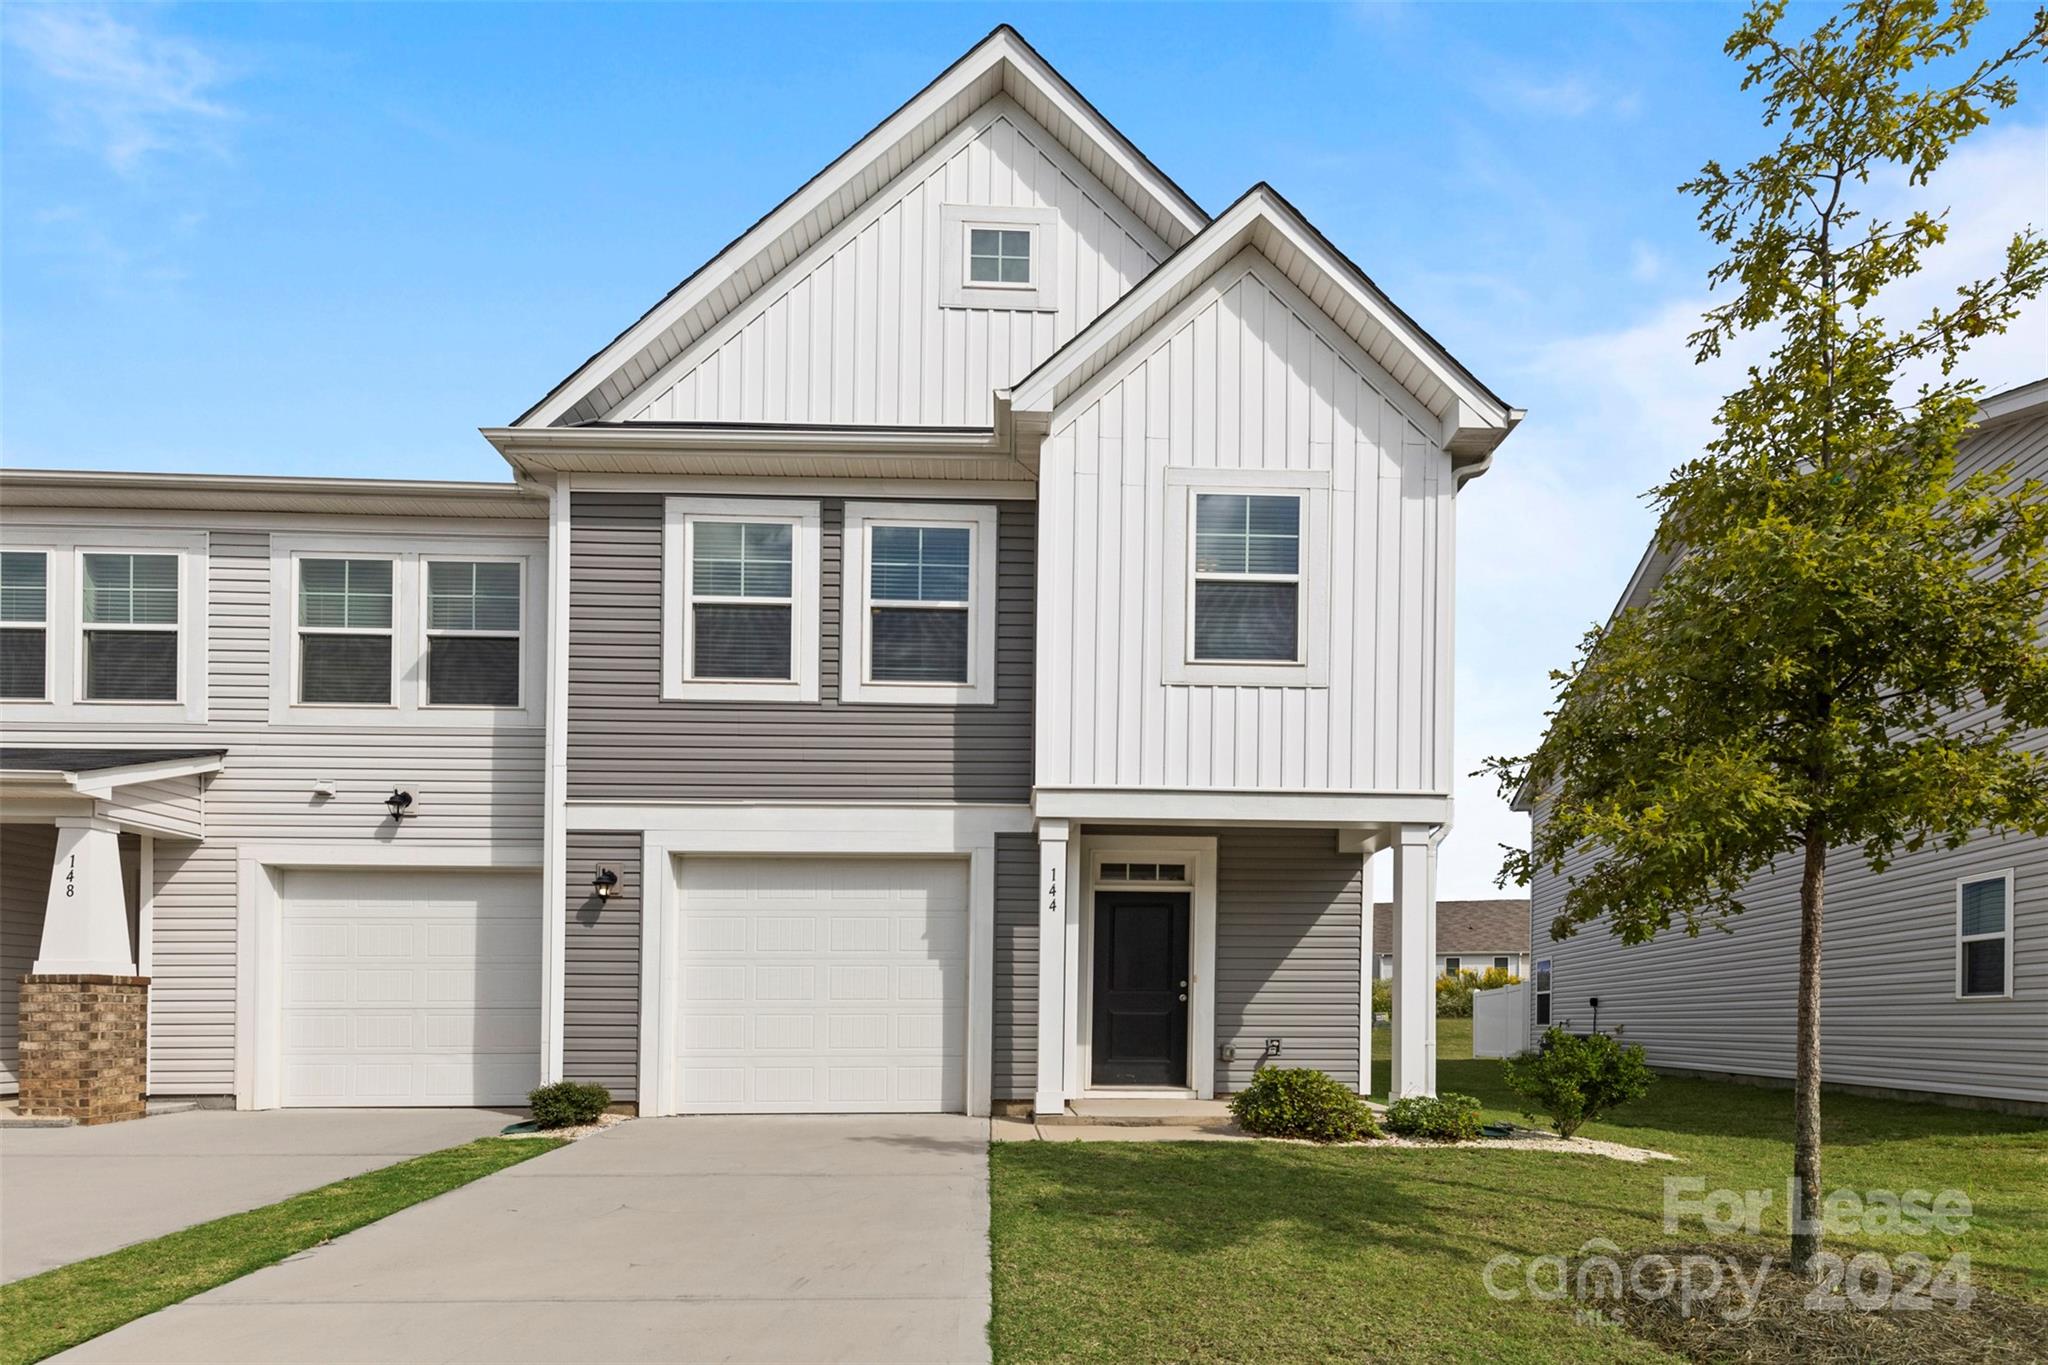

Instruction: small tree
[1491,0,2048,1274]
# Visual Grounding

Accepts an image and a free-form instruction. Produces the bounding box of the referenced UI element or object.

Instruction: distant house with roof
[1372,899,1530,980]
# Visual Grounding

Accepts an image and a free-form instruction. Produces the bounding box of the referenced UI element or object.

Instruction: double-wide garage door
[280,869,541,1107]
[676,856,967,1113]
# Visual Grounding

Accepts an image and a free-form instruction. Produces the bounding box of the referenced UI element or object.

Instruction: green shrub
[1435,970,1480,1017]
[1384,1091,1484,1141]
[529,1080,610,1129]
[1474,965,1521,991]
[1501,1028,1654,1137]
[1370,976,1391,1016]
[1228,1067,1381,1143]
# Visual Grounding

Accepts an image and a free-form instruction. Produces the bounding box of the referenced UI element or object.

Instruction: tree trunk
[1791,823,1826,1275]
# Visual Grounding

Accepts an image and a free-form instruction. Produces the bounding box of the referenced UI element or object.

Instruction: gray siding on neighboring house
[1215,828,1365,1092]
[1,519,547,1096]
[992,831,1038,1101]
[564,831,643,1101]
[566,493,1034,802]
[1529,407,2048,1108]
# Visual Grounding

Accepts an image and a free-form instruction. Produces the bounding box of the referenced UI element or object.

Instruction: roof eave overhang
[484,422,1034,484]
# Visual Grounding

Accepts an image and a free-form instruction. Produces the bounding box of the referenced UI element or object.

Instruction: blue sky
[5,3,2045,896]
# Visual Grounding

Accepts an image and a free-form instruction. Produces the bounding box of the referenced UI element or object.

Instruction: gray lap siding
[563,831,643,1102]
[565,492,1035,802]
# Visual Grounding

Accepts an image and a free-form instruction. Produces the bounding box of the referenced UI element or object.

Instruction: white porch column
[1032,818,1071,1119]
[33,817,136,976]
[1387,822,1438,1099]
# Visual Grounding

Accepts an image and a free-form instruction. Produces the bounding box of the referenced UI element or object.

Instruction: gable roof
[1372,899,1532,956]
[515,26,1209,430]
[1006,183,1521,468]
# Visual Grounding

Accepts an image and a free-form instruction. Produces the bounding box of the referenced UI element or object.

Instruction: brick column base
[18,975,149,1125]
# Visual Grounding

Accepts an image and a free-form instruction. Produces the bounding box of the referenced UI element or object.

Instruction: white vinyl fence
[1473,982,1531,1059]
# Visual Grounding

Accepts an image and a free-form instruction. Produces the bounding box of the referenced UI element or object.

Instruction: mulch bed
[1567,1242,2048,1363]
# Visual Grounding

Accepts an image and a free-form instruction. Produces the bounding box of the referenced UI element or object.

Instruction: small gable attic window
[968,227,1032,286]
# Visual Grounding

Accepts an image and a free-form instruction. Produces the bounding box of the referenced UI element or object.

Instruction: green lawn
[990,1019,2047,1363]
[0,1136,564,1365]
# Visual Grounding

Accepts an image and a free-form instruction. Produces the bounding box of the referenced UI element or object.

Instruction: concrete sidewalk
[62,1114,992,1364]
[2,1108,515,1283]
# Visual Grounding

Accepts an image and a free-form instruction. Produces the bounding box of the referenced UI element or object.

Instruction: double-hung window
[1164,472,1327,686]
[663,498,819,702]
[1494,955,1512,973]
[1444,956,1462,977]
[841,502,997,704]
[1534,959,1552,1025]
[1957,872,2015,998]
[81,552,180,701]
[0,551,48,700]
[425,560,521,706]
[1192,493,1302,662]
[297,558,394,705]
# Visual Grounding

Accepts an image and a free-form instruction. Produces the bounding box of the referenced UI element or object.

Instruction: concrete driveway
[2,1108,514,1283]
[63,1114,992,1364]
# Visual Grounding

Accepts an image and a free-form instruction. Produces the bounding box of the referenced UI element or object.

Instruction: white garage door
[676,856,968,1113]
[281,869,542,1107]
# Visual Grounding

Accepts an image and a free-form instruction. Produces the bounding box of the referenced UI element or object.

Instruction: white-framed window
[423,559,522,707]
[269,532,542,727]
[1443,956,1462,976]
[79,551,182,702]
[1494,955,1512,973]
[840,501,998,705]
[1957,871,2015,999]
[967,226,1033,287]
[1535,958,1552,1025]
[1162,469,1330,687]
[295,557,396,706]
[940,204,1058,311]
[0,550,49,701]
[662,497,820,702]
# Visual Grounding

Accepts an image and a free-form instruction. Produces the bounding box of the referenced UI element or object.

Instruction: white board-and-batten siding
[1529,407,2048,1108]
[613,97,1167,429]
[1037,249,1456,794]
[0,520,545,1097]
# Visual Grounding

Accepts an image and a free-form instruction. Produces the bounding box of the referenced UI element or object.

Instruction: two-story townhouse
[1,472,548,1114]
[1,26,1518,1122]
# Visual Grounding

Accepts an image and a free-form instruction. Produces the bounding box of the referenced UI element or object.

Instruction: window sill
[663,679,818,704]
[840,675,991,706]
[1163,658,1326,688]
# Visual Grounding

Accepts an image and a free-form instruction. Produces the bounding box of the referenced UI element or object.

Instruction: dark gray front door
[1091,891,1190,1087]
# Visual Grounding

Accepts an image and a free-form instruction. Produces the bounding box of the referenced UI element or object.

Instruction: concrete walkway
[63,1114,992,1364]
[2,1108,514,1283]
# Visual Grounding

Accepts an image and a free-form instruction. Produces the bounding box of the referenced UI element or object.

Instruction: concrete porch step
[1042,1098,1238,1128]
[0,1102,77,1129]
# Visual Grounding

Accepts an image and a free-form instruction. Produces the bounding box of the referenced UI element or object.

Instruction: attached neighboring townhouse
[1517,378,2048,1115]
[1,26,1520,1123]
[1370,899,1530,981]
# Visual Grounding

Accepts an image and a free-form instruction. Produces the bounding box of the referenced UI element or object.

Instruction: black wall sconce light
[384,787,417,820]
[592,865,620,900]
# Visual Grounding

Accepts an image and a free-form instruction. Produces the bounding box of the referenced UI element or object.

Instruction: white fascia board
[514,27,1207,432]
[69,753,224,799]
[1976,376,2048,426]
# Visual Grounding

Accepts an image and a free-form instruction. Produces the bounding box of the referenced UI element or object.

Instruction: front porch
[0,747,221,1122]
[1026,816,1443,1120]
